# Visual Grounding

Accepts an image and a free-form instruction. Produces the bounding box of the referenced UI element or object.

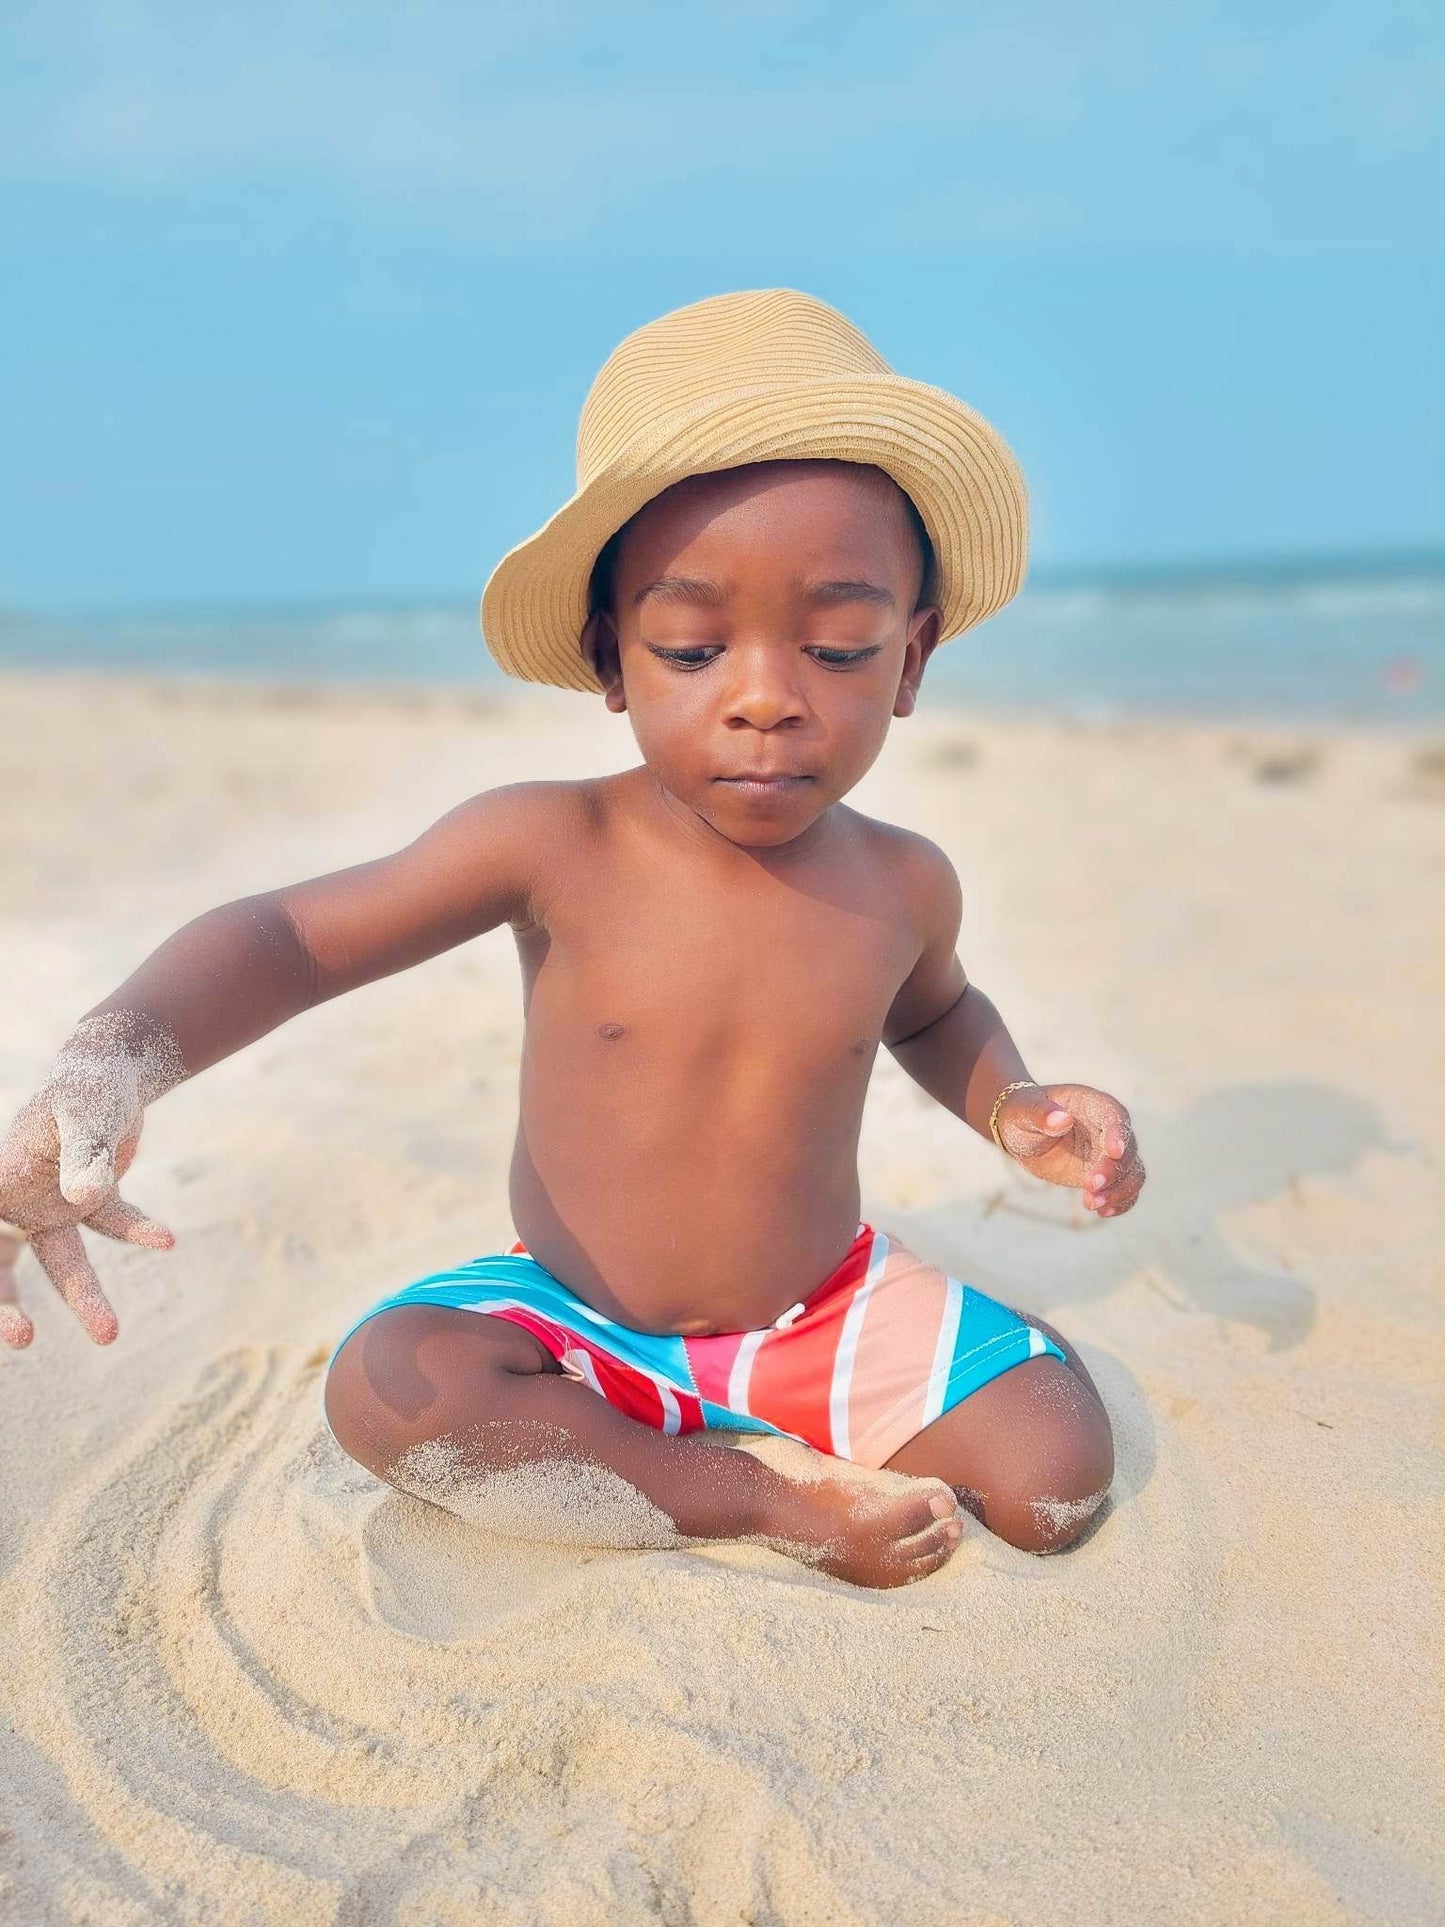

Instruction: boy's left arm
[881,844,1146,1218]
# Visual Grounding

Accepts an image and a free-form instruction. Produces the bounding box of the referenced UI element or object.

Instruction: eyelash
[650,646,882,672]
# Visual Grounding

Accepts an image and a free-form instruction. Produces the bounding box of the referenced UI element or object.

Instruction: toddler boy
[0,292,1143,1587]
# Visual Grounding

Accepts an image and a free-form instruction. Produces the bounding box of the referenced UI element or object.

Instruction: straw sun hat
[480,289,1027,693]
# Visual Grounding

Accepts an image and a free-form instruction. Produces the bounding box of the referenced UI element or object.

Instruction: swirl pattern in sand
[2,1336,1343,1927]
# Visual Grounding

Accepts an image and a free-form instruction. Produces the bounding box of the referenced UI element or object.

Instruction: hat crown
[576,289,893,487]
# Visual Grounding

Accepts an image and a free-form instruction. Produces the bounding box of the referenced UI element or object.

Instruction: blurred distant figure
[1383,653,1424,696]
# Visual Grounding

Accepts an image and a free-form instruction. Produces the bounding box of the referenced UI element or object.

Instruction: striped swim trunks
[328,1223,1065,1470]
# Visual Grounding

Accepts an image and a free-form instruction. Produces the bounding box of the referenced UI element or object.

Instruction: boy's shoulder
[836,803,960,886]
[418,773,599,863]
[834,804,963,940]
[423,777,606,935]
[454,775,605,836]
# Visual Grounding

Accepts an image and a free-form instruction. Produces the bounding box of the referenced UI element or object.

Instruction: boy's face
[583,461,941,852]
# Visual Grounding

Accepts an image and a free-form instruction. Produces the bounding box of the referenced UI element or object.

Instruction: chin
[704,801,828,849]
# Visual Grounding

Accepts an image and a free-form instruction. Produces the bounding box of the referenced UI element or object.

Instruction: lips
[716,773,810,783]
[714,773,811,804]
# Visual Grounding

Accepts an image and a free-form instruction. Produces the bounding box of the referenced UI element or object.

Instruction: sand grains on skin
[390,1433,686,1551]
[390,1429,964,1587]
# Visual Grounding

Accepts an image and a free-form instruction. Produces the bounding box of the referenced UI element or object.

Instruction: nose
[720,646,809,731]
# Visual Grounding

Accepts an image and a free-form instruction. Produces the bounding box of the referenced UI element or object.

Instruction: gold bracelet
[989,1080,1039,1150]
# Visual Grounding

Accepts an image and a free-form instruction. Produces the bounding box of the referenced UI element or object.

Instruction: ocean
[3,557,1441,724]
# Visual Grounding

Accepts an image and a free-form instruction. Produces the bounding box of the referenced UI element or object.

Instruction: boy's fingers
[0,1231,34,1349]
[1094,1103,1132,1161]
[85,1195,176,1251]
[53,1109,121,1212]
[1102,1177,1143,1207]
[1099,1154,1143,1189]
[1003,1090,1073,1151]
[1059,1087,1132,1151]
[1033,1085,1074,1133]
[29,1226,120,1345]
[0,1304,34,1348]
[55,1139,117,1213]
[1081,1107,1136,1185]
[51,1079,135,1212]
[1096,1159,1146,1215]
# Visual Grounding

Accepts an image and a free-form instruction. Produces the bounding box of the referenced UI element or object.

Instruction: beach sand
[1,671,1441,1925]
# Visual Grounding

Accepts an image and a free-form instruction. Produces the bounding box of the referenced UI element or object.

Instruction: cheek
[623,679,713,767]
[828,673,898,740]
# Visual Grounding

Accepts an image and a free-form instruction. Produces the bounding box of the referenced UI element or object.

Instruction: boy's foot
[756,1472,962,1588]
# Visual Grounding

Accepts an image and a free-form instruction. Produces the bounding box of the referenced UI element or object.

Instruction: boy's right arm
[0,782,564,1351]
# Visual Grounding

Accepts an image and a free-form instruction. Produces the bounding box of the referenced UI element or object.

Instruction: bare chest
[515,852,920,1068]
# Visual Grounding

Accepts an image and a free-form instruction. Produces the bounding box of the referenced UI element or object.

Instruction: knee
[324,1316,415,1481]
[984,1363,1114,1555]
[323,1305,536,1482]
[1003,1482,1111,1555]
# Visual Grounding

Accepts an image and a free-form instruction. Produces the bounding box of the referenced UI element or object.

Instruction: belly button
[598,1022,626,1041]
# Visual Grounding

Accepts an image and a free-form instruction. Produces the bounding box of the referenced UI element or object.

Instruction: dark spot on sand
[1407,740,1445,800]
[1253,751,1319,785]
[453,691,500,717]
[1228,737,1321,785]
[926,736,978,770]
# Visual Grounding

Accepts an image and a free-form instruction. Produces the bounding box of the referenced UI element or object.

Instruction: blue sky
[2,2,1441,608]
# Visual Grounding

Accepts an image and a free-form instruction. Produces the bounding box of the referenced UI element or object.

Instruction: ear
[892,606,941,719]
[581,612,627,713]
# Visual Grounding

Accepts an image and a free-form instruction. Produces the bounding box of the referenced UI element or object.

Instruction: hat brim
[480,375,1028,693]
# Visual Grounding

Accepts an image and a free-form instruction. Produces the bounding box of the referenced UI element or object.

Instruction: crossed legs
[325,1306,1111,1589]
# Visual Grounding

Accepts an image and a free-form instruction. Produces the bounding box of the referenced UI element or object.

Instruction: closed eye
[648,645,883,671]
[648,646,718,669]
[811,646,883,668]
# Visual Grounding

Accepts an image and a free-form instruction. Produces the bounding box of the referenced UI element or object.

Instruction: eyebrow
[633,575,729,609]
[633,575,895,611]
[804,579,895,610]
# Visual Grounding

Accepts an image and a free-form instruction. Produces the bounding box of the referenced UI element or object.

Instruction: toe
[894,1486,935,1536]
[916,1478,958,1523]
[899,1515,962,1561]
[902,1539,958,1582]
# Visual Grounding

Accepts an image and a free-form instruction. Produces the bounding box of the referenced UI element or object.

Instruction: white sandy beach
[1,670,1441,1925]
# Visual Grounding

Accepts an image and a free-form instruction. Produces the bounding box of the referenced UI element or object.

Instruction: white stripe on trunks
[921,1274,966,1428]
[829,1229,890,1459]
[727,1329,767,1416]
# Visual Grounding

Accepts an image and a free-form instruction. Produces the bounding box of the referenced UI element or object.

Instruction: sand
[0,670,1441,1925]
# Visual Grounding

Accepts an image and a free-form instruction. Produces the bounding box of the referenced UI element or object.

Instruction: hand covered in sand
[994,1083,1145,1218]
[0,1014,183,1349]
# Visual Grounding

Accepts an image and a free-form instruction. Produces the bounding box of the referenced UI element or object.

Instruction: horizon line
[4,543,1442,626]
